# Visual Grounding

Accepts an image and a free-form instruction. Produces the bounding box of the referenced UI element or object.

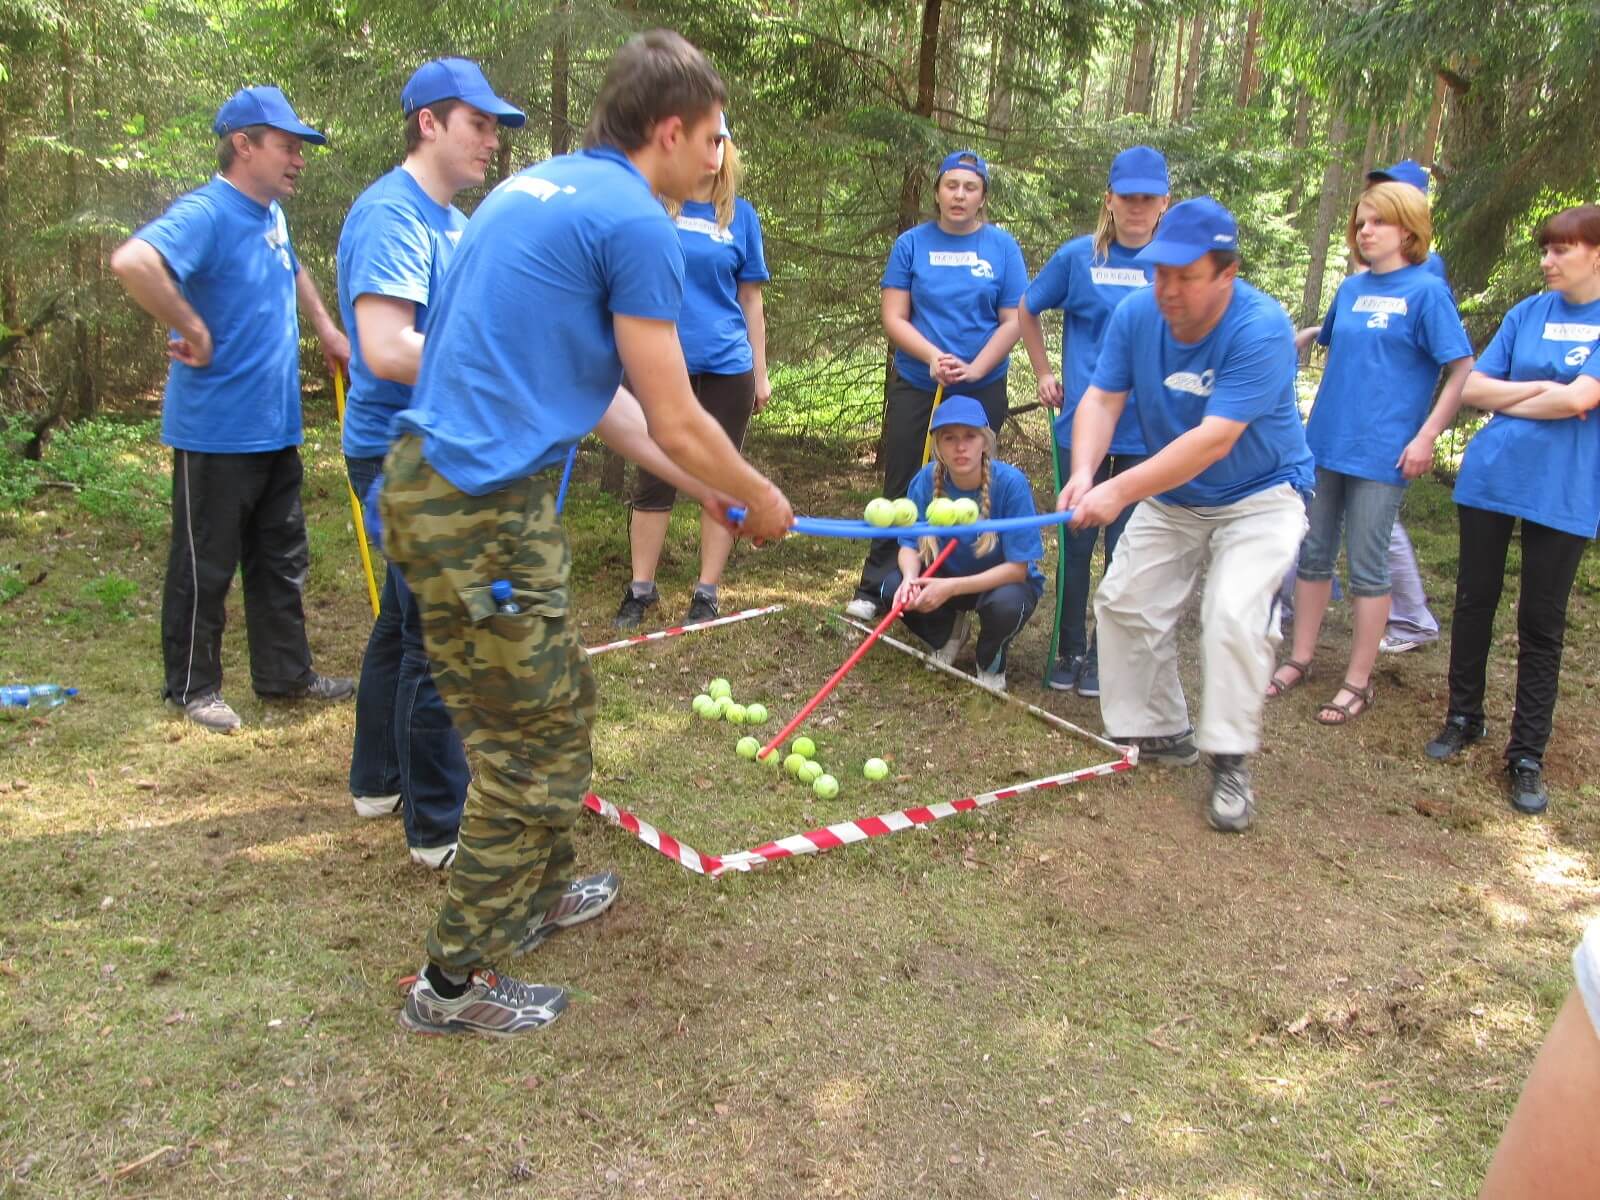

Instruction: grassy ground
[1,407,1597,1198]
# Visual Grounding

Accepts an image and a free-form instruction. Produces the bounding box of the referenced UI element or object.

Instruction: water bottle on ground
[491,580,521,615]
[1,684,78,714]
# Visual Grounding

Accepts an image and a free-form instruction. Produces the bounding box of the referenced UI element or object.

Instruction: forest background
[2,0,1598,461]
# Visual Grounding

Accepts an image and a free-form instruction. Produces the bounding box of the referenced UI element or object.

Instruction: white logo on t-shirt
[1089,267,1148,288]
[1544,322,1600,342]
[1366,312,1391,329]
[445,230,463,246]
[1566,345,1593,367]
[503,177,577,202]
[675,215,735,244]
[928,250,994,279]
[263,205,293,271]
[1352,295,1408,316]
[1164,368,1216,397]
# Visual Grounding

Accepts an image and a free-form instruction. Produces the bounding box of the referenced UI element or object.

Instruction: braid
[918,461,945,564]
[973,454,997,557]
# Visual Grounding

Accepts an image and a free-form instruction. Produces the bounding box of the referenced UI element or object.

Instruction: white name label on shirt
[676,215,735,244]
[1352,295,1408,316]
[1089,267,1149,288]
[1543,322,1600,342]
[928,250,995,278]
[1164,368,1216,397]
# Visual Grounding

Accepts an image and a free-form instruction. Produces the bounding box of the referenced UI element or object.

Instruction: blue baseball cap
[401,58,526,128]
[1366,158,1429,193]
[937,149,989,187]
[1108,145,1169,195]
[213,86,326,145]
[929,395,992,433]
[1136,196,1238,266]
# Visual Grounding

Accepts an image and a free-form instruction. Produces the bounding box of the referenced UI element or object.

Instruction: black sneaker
[1046,655,1082,692]
[260,672,355,703]
[1206,753,1255,833]
[1424,715,1487,761]
[684,592,719,625]
[1111,728,1200,767]
[1506,758,1548,815]
[614,586,658,630]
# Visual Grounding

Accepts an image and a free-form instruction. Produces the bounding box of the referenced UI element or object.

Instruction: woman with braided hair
[878,395,1045,691]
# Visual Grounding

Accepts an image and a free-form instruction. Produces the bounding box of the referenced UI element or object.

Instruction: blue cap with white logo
[401,58,526,128]
[213,86,326,145]
[937,149,989,187]
[1366,158,1429,194]
[1135,196,1238,266]
[1108,145,1169,196]
[928,395,992,433]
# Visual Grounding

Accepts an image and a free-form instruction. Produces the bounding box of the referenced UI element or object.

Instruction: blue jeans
[1055,447,1145,661]
[345,454,468,851]
[1296,467,1407,598]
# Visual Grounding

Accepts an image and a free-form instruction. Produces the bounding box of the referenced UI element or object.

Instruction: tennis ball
[736,736,760,760]
[952,498,979,524]
[791,736,816,759]
[812,773,839,799]
[759,748,782,769]
[745,702,768,725]
[863,757,889,781]
[698,702,722,721]
[926,496,957,526]
[890,497,919,526]
[798,760,824,784]
[692,693,715,715]
[715,696,735,717]
[864,497,895,527]
[725,703,747,725]
[784,752,808,777]
[707,678,732,700]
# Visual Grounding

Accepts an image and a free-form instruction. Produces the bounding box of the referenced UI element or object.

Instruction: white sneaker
[844,597,877,621]
[1379,633,1432,654]
[931,612,971,666]
[410,842,458,870]
[173,692,241,734]
[976,667,1006,692]
[352,793,401,819]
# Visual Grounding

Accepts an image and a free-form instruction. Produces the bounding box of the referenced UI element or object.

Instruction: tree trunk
[1301,105,1349,326]
[986,16,1017,137]
[1125,32,1154,115]
[1287,91,1313,216]
[1234,5,1262,107]
[1170,17,1185,124]
[550,0,571,156]
[1178,15,1206,120]
[0,94,16,328]
[60,24,95,419]
[1357,110,1382,190]
[933,0,959,131]
[1420,73,1448,167]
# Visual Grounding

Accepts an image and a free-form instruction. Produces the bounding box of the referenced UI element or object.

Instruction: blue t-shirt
[1454,291,1600,538]
[336,167,467,460]
[133,176,303,454]
[1307,264,1472,485]
[1092,281,1315,508]
[881,222,1028,392]
[675,198,768,376]
[897,460,1046,596]
[394,147,684,496]
[1023,235,1152,455]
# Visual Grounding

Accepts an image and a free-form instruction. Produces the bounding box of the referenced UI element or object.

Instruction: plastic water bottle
[490,580,521,615]
[1,683,78,714]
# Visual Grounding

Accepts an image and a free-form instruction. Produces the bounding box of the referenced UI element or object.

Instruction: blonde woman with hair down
[1267,180,1473,725]
[881,395,1045,692]
[617,114,771,629]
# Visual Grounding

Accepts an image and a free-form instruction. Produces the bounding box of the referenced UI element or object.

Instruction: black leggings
[881,570,1039,674]
[1446,504,1590,763]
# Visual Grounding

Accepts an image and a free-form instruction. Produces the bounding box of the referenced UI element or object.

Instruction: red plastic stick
[759,538,958,760]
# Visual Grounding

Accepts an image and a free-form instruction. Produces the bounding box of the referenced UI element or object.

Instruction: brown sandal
[1266,658,1312,699]
[1316,680,1374,726]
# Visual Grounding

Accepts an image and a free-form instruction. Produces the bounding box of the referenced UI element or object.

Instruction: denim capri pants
[1295,466,1407,598]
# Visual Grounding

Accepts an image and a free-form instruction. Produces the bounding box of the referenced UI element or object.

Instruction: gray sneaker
[399,966,568,1037]
[1112,728,1199,767]
[259,672,355,703]
[1206,753,1255,833]
[515,870,622,954]
[174,691,242,734]
[930,612,971,667]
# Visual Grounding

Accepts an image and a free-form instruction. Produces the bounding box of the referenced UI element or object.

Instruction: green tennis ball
[863,757,889,781]
[798,761,824,785]
[864,498,896,527]
[715,696,734,717]
[759,748,782,769]
[736,736,760,760]
[890,497,918,526]
[926,497,957,526]
[725,703,747,725]
[791,736,816,759]
[707,678,732,700]
[812,773,839,799]
[745,702,768,725]
[784,752,808,777]
[692,693,715,715]
[952,497,980,524]
[699,702,722,721]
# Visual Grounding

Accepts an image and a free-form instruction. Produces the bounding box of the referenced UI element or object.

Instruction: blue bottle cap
[491,580,513,603]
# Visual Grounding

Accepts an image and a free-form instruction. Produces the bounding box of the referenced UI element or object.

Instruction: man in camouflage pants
[384,31,793,1037]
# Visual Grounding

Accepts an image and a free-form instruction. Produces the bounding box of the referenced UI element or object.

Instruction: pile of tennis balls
[861,495,981,528]
[690,677,769,727]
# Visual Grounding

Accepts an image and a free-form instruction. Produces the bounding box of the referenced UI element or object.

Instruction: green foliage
[81,570,138,619]
[0,417,40,509]
[32,418,166,531]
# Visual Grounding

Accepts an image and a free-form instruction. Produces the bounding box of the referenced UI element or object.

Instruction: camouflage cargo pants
[380,435,597,973]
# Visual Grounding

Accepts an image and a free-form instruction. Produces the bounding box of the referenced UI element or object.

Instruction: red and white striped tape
[583,603,785,657]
